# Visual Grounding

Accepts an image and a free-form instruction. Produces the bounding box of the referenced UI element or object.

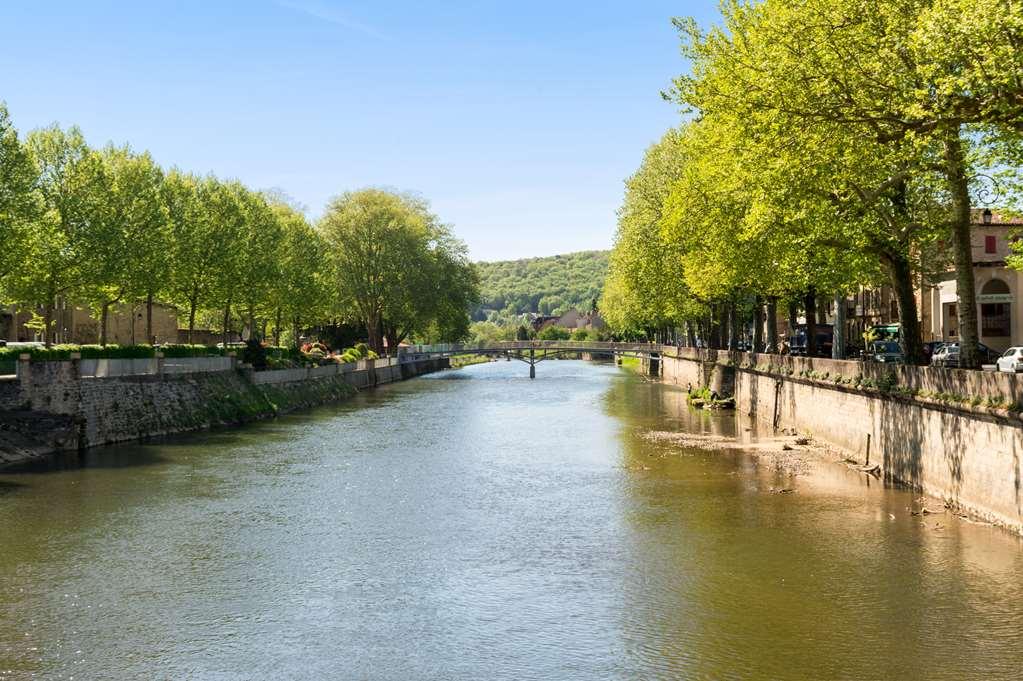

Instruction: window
[982,303,1011,336]
[980,279,1012,337]
[985,235,997,254]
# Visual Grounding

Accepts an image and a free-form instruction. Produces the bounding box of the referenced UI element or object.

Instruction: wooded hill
[474,250,609,319]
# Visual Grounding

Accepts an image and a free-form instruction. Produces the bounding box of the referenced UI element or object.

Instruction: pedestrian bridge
[397,341,662,378]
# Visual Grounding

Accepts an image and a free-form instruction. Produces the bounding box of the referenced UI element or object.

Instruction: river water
[1,360,1022,680]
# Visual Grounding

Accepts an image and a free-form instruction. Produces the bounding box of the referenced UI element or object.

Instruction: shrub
[354,342,370,357]
[242,338,268,370]
[537,325,571,341]
[160,344,224,358]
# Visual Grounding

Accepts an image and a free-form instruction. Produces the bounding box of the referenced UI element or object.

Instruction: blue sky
[1,1,721,260]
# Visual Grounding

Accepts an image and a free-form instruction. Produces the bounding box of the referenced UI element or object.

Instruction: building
[919,209,1023,353]
[1,300,179,345]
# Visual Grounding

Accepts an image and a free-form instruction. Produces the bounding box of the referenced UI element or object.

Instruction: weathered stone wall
[0,357,448,468]
[661,350,1023,532]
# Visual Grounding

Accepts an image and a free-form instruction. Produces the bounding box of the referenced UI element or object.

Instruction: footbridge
[397,341,662,378]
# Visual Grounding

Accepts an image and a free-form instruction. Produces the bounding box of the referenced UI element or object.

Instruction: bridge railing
[398,340,662,359]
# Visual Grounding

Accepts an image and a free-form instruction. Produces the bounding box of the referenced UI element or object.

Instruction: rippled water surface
[2,360,1022,680]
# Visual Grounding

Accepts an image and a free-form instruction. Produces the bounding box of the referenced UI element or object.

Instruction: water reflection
[0,360,1021,680]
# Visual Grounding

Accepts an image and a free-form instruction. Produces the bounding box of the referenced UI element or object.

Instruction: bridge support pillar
[529,363,535,379]
[529,348,536,379]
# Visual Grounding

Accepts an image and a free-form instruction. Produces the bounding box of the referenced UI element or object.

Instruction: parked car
[922,341,946,363]
[790,324,834,358]
[931,344,958,367]
[930,342,1001,368]
[996,347,1023,373]
[866,340,904,364]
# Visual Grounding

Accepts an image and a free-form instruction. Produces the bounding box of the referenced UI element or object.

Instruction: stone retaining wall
[660,349,1023,532]
[0,357,448,468]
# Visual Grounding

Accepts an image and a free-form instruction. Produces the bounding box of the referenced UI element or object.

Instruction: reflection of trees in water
[600,368,1023,679]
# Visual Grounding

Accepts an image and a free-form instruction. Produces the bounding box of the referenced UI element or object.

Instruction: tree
[90,145,169,345]
[0,103,40,288]
[268,201,325,347]
[671,0,1023,365]
[6,125,109,345]
[230,185,283,340]
[319,189,477,353]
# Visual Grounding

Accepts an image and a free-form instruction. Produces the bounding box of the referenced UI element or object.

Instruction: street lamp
[982,208,993,225]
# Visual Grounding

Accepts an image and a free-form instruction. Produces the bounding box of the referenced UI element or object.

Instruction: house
[1,300,180,345]
[918,209,1023,353]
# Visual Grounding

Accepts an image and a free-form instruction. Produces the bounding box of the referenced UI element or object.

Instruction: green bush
[159,344,225,358]
[537,325,571,341]
[570,328,589,341]
[0,344,158,361]
[354,342,370,357]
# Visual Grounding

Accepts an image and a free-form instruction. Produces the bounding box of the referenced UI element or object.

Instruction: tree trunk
[945,127,980,369]
[804,288,818,357]
[100,301,110,347]
[187,296,197,345]
[727,299,739,350]
[686,322,696,348]
[833,291,847,359]
[766,296,778,353]
[884,253,925,365]
[753,295,765,353]
[365,313,383,354]
[274,307,282,347]
[716,303,728,350]
[787,299,799,342]
[146,291,154,345]
[43,300,54,347]
[222,300,232,348]
[247,304,256,342]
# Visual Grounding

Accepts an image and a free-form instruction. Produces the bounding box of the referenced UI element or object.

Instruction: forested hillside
[474,250,609,319]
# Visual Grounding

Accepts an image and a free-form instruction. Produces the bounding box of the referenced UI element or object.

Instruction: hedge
[0,343,298,362]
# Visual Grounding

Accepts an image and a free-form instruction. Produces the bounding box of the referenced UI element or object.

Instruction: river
[1,360,1022,680]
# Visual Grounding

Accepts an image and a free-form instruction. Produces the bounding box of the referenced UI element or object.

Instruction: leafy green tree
[268,201,325,347]
[537,325,571,341]
[319,189,477,353]
[89,145,169,345]
[671,0,1023,365]
[6,125,109,345]
[0,103,40,289]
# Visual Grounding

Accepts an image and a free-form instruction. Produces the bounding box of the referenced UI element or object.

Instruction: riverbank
[0,356,448,469]
[657,348,1023,534]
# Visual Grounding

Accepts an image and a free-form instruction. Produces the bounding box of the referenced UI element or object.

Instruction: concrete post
[16,353,31,387]
[155,351,165,378]
[228,351,237,370]
[69,352,81,380]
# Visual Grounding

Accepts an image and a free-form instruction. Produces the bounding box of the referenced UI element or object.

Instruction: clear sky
[1,1,721,261]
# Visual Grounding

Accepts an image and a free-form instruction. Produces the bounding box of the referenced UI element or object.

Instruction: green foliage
[319,189,480,352]
[537,325,571,341]
[158,344,225,358]
[475,251,608,318]
[570,328,589,341]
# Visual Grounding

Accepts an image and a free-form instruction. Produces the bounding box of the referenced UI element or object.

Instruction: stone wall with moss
[0,358,448,467]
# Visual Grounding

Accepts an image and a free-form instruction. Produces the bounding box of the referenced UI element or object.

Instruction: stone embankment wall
[659,347,1023,532]
[0,357,447,468]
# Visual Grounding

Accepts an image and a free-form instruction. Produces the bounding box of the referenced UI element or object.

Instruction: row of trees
[0,105,479,351]
[602,0,1023,367]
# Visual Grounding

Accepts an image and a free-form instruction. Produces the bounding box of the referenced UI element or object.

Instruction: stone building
[1,300,179,345]
[918,210,1023,353]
